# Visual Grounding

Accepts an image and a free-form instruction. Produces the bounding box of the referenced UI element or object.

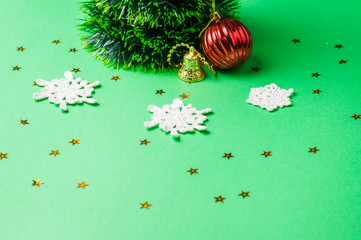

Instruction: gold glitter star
[32,179,43,187]
[351,114,361,120]
[140,201,152,209]
[291,39,300,43]
[69,48,78,53]
[261,151,272,158]
[179,93,190,99]
[155,89,165,95]
[33,81,39,86]
[12,66,21,71]
[312,89,322,94]
[251,67,261,72]
[187,168,198,175]
[71,68,80,73]
[334,44,343,49]
[311,72,321,78]
[69,138,80,145]
[52,40,61,44]
[222,153,234,160]
[0,152,8,160]
[139,139,150,146]
[77,181,88,189]
[214,195,226,203]
[308,147,320,154]
[49,150,60,157]
[17,46,26,51]
[338,60,347,64]
[238,191,250,199]
[18,119,29,126]
[111,76,121,81]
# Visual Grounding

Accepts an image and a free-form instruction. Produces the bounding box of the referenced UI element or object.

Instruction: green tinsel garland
[79,0,240,72]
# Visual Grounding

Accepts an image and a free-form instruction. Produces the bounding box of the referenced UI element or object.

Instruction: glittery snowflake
[33,71,100,111]
[144,98,212,137]
[246,83,294,111]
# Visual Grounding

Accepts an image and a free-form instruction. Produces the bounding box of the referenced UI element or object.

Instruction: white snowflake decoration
[33,71,100,111]
[144,98,212,137]
[246,83,294,111]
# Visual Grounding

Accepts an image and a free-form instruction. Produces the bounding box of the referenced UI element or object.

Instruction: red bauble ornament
[201,14,252,69]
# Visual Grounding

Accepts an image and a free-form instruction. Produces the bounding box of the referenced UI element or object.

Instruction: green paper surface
[1,0,361,239]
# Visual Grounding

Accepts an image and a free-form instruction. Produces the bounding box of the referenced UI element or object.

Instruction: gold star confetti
[17,46,26,51]
[71,68,80,73]
[214,195,226,203]
[238,191,250,199]
[311,72,321,78]
[139,139,150,146]
[12,66,21,71]
[77,181,88,189]
[32,179,43,187]
[338,60,347,64]
[18,119,29,126]
[140,201,152,209]
[0,152,8,160]
[179,93,190,99]
[49,150,60,157]
[69,138,80,145]
[308,147,320,154]
[312,89,322,94]
[187,168,198,175]
[155,89,165,95]
[33,81,39,86]
[351,114,361,120]
[69,48,78,53]
[251,67,261,72]
[111,76,121,81]
[52,40,61,44]
[334,44,343,49]
[222,153,234,160]
[291,39,300,43]
[261,151,272,158]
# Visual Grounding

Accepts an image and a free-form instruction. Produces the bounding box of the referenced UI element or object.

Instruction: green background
[1,0,361,239]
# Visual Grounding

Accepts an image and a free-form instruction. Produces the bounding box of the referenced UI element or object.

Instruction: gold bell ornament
[167,43,216,82]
